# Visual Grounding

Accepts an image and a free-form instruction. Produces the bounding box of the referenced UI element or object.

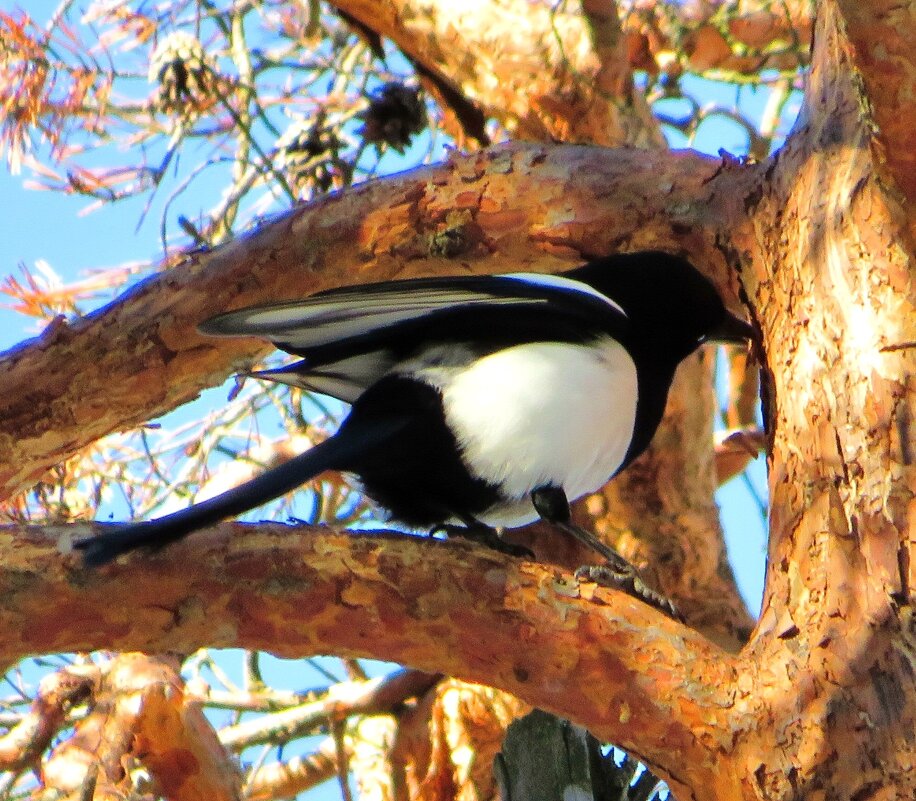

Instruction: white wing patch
[201,287,548,350]
[501,273,627,316]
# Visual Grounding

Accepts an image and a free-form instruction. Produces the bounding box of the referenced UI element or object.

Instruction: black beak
[709,310,754,344]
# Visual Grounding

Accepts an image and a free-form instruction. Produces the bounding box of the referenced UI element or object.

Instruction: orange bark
[835,0,916,244]
[726,2,916,797]
[42,653,241,801]
[242,738,338,801]
[0,664,98,771]
[621,0,812,77]
[1,1,914,798]
[0,144,751,506]
[1,523,741,799]
[332,0,663,148]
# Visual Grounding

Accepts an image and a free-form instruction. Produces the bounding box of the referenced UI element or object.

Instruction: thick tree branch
[330,0,664,147]
[42,653,241,801]
[0,522,741,799]
[0,142,755,503]
[834,0,916,244]
[720,2,916,796]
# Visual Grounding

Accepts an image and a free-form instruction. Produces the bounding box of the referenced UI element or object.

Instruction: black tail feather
[77,416,408,567]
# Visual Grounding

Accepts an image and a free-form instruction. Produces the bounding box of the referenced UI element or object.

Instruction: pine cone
[358,83,425,153]
[148,31,216,114]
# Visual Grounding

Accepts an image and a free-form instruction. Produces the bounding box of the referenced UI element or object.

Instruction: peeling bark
[2,1,914,798]
[42,653,241,801]
[726,2,916,798]
[0,524,741,800]
[835,0,916,244]
[330,0,664,147]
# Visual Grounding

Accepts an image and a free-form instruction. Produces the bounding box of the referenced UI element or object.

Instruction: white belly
[434,337,638,527]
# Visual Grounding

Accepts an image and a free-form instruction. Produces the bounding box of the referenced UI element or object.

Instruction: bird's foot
[575,564,682,621]
[434,523,534,559]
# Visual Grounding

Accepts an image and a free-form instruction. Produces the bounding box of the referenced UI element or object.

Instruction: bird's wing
[200,272,629,402]
[248,353,392,404]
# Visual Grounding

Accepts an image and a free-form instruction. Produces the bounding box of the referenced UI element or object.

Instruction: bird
[77,251,753,588]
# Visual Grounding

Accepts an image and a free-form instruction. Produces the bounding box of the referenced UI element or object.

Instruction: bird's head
[571,251,753,363]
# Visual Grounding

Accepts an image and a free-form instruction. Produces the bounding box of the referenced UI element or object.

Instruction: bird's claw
[575,564,682,621]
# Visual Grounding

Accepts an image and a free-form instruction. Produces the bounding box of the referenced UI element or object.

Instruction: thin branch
[219,669,440,751]
[0,664,97,771]
[243,736,338,801]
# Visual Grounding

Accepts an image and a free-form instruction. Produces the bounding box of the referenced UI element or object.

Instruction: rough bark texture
[1,523,740,799]
[718,3,916,797]
[333,0,664,148]
[835,0,916,245]
[2,1,914,799]
[41,653,241,800]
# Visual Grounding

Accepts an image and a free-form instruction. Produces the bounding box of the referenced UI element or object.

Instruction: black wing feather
[201,272,629,401]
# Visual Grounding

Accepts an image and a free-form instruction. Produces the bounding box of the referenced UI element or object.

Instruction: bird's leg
[573,565,682,622]
[431,518,533,559]
[530,486,681,620]
[530,486,631,570]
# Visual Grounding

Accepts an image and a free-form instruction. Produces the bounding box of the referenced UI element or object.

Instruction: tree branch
[0,141,755,503]
[834,0,916,244]
[330,0,663,147]
[3,522,741,796]
[622,0,812,78]
[0,663,98,771]
[219,669,440,750]
[243,737,338,801]
[41,653,241,801]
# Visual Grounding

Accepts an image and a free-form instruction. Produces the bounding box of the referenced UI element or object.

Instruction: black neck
[618,357,680,472]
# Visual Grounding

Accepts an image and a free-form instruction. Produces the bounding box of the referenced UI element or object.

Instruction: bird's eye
[697,334,708,345]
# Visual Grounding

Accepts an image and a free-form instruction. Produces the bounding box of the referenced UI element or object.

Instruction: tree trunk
[722,2,916,796]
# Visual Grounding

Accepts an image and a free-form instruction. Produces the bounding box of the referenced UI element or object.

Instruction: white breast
[430,337,638,527]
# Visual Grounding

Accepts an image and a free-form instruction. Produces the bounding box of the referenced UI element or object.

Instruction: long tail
[77,416,407,567]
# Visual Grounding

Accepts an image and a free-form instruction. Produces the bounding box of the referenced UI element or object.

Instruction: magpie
[77,251,752,580]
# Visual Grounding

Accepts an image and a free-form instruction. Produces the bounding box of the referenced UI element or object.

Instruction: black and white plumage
[77,251,752,568]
